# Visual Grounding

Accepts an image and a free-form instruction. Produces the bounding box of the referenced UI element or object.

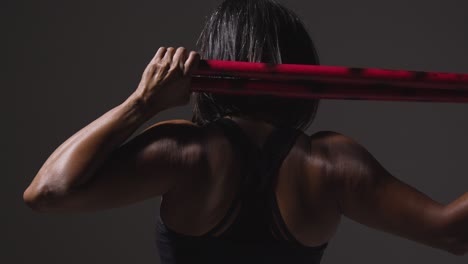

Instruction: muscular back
[160,117,341,247]
[160,117,467,255]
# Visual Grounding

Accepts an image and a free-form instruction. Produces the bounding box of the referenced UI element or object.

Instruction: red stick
[191,60,468,103]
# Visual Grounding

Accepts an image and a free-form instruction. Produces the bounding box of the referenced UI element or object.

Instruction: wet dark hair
[191,0,321,131]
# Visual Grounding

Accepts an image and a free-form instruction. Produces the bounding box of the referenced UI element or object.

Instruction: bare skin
[23,47,468,255]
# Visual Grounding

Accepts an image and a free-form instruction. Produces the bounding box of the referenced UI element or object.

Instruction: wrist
[122,93,162,123]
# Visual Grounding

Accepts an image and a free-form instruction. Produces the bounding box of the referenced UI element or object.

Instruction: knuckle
[168,66,181,75]
[158,61,170,69]
[143,64,155,74]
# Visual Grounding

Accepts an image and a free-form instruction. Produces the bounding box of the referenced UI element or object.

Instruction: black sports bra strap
[254,126,302,193]
[213,117,261,152]
[212,117,263,197]
[213,117,302,194]
[209,117,305,240]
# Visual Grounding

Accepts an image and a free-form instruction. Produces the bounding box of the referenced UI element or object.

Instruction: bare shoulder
[130,119,209,172]
[142,119,202,132]
[305,130,357,176]
[307,130,375,176]
[137,119,206,145]
[307,130,459,255]
[309,130,354,145]
[293,130,351,201]
[302,130,376,204]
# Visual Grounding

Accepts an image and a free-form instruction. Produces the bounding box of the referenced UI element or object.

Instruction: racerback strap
[212,117,302,205]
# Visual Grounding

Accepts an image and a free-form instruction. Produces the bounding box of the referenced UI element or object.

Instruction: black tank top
[155,117,328,263]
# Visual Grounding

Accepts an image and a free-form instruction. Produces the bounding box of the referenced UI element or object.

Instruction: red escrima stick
[191,60,468,103]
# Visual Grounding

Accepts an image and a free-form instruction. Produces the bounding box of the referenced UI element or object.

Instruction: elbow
[23,185,62,213]
[23,187,46,212]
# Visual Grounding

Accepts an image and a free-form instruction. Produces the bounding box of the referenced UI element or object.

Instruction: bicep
[44,121,207,213]
[323,132,449,251]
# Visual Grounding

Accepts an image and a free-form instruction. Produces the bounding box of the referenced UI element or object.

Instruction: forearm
[24,93,157,200]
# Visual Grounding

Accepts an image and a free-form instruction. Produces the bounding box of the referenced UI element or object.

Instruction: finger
[152,47,167,63]
[143,47,166,78]
[162,47,176,65]
[183,51,201,76]
[171,47,188,71]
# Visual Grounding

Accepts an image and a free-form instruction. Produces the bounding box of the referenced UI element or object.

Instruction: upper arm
[41,120,209,213]
[317,131,451,252]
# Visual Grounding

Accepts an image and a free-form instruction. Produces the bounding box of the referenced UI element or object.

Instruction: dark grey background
[5,0,468,263]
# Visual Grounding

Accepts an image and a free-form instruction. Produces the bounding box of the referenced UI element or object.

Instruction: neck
[223,114,275,128]
[222,114,276,148]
